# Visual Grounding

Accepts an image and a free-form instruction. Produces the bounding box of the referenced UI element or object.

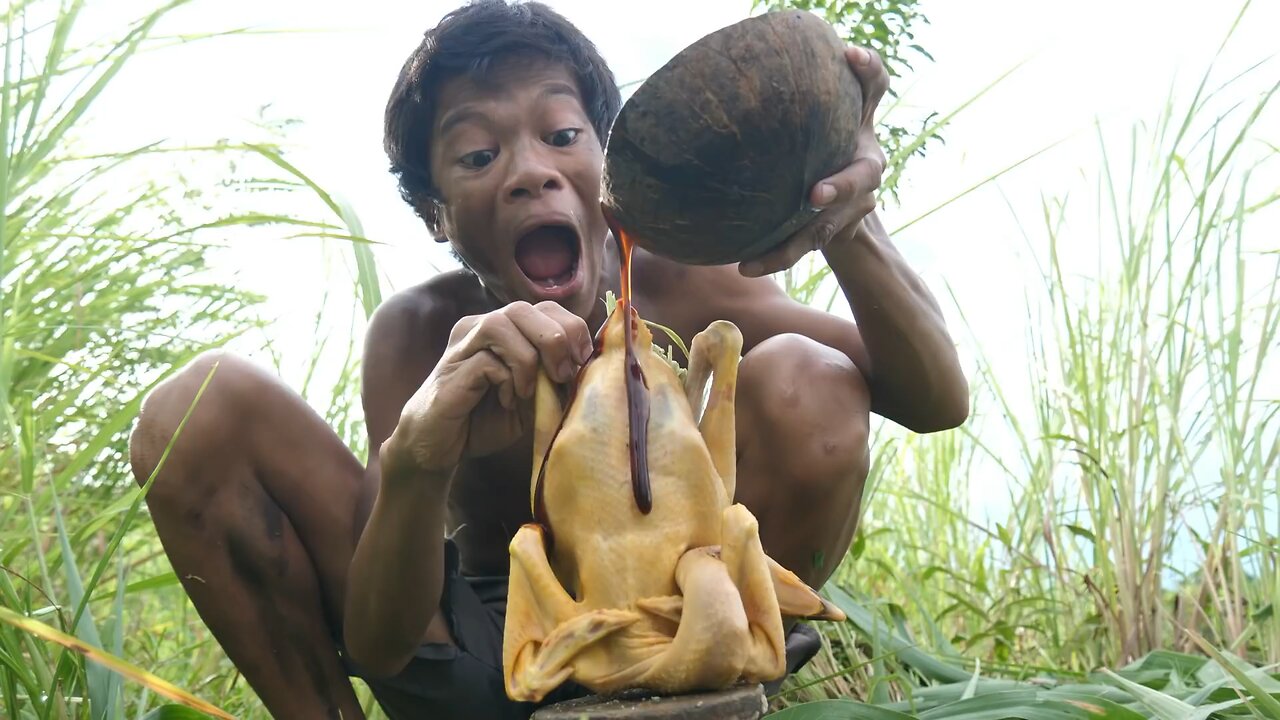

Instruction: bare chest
[446,436,538,575]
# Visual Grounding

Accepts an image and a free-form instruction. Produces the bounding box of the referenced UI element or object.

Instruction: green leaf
[768,699,918,719]
[1254,603,1275,623]
[961,657,982,700]
[1065,524,1096,543]
[849,532,867,559]
[826,584,972,683]
[52,484,111,720]
[1121,650,1209,679]
[92,571,180,603]
[878,680,1034,713]
[107,557,127,718]
[0,606,232,718]
[920,690,1147,720]
[1100,668,1198,720]
[141,706,215,720]
[1184,631,1280,718]
[812,550,826,571]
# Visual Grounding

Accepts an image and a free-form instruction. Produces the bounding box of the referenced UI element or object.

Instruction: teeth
[534,262,577,290]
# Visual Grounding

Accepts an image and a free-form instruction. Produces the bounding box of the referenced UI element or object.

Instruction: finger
[853,136,888,179]
[738,235,814,278]
[530,300,594,365]
[844,47,888,120]
[810,155,884,209]
[740,194,873,278]
[448,314,482,345]
[458,311,540,398]
[739,211,840,277]
[851,101,887,175]
[469,349,517,411]
[446,348,516,414]
[505,301,590,383]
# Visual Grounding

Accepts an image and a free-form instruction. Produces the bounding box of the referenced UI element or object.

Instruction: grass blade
[1184,630,1280,718]
[141,706,220,720]
[768,699,919,719]
[827,584,973,683]
[1100,668,1197,720]
[0,605,233,719]
[51,482,110,718]
[108,557,128,718]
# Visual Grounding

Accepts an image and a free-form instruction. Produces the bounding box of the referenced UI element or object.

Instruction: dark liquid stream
[531,206,654,547]
[613,212,653,515]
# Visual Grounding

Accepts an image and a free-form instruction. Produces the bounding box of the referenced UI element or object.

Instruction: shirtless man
[129,2,967,718]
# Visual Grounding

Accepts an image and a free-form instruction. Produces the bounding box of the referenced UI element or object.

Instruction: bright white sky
[82,0,1278,514]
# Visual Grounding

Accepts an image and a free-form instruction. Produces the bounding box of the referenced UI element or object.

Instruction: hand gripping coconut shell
[602,10,863,266]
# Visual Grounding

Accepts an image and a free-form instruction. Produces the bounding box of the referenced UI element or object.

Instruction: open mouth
[515,224,582,292]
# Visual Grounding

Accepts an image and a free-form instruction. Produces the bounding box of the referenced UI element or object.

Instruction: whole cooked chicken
[503,302,844,702]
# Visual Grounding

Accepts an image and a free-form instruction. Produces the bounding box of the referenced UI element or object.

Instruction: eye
[460,149,496,169]
[546,128,581,148]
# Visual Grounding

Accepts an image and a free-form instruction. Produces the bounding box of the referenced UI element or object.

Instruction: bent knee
[130,350,260,490]
[738,334,870,490]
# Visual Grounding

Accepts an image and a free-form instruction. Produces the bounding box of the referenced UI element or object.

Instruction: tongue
[516,228,575,281]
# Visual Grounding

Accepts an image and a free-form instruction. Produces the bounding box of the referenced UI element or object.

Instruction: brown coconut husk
[603,10,863,266]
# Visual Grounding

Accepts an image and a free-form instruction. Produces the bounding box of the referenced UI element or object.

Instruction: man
[129,1,967,718]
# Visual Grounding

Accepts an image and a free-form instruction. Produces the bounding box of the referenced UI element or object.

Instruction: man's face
[430,58,609,319]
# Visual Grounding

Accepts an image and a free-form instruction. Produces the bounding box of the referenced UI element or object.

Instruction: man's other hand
[739,47,889,278]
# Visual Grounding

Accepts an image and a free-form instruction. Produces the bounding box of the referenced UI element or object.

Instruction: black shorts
[344,540,821,720]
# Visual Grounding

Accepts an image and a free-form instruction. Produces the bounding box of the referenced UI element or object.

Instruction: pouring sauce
[532,205,654,549]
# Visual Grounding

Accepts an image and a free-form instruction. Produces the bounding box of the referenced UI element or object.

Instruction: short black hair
[384,0,622,237]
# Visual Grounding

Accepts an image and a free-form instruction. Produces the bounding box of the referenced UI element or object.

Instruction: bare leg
[130,352,373,719]
[733,334,871,588]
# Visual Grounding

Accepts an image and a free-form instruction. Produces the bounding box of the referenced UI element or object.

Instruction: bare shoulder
[365,270,486,357]
[362,270,487,447]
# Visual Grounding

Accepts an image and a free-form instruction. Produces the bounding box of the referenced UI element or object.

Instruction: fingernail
[558,361,574,382]
[579,342,593,364]
[740,261,762,277]
[852,47,870,66]
[815,183,836,207]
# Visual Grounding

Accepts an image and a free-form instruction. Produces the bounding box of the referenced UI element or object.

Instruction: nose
[503,141,563,200]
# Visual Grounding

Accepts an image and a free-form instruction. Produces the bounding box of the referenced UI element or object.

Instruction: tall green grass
[0,1,383,717]
[773,8,1280,717]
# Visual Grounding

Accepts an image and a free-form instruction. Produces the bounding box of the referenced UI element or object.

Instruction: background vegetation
[1,0,1276,718]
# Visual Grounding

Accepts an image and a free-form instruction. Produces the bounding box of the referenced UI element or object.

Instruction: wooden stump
[531,684,767,720]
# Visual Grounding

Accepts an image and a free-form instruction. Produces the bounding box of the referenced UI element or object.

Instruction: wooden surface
[531,684,768,720]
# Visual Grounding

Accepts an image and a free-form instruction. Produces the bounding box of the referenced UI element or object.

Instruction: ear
[433,201,452,242]
[415,195,451,242]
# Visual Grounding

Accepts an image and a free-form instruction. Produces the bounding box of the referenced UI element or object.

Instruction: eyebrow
[438,107,488,137]
[538,81,581,103]
[437,80,583,137]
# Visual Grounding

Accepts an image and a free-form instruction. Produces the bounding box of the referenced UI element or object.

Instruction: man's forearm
[343,441,451,677]
[822,211,968,432]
